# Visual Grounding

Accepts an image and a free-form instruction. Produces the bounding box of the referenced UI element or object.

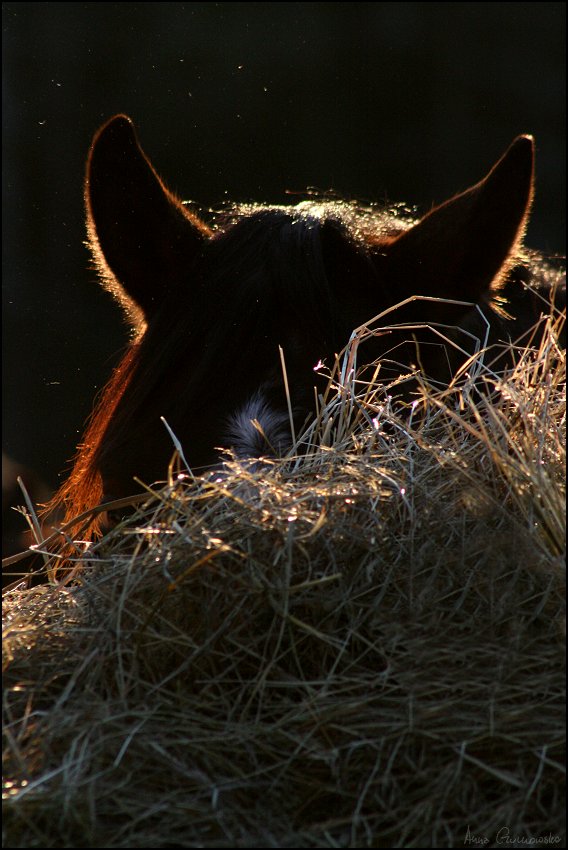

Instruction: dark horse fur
[52,116,564,537]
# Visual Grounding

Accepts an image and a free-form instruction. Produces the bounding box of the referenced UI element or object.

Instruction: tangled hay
[3,309,566,848]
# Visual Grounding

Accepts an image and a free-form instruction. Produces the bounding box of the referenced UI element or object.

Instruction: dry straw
[3,304,565,848]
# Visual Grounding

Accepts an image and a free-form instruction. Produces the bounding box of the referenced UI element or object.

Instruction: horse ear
[86,114,210,330]
[380,136,534,314]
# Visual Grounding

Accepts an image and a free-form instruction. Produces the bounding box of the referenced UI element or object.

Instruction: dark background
[2,2,565,494]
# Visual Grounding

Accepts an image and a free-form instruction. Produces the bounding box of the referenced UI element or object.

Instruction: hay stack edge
[3,312,566,848]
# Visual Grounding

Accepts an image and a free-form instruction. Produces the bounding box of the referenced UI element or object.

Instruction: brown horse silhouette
[51,116,565,538]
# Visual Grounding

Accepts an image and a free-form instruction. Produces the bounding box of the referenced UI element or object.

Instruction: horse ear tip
[93,114,138,149]
[108,113,135,129]
[513,133,534,148]
[97,114,135,135]
[492,134,535,183]
[509,134,535,161]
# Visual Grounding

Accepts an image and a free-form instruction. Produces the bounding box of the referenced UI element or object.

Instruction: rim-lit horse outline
[52,116,565,537]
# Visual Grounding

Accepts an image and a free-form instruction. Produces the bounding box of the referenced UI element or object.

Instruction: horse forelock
[225,390,293,459]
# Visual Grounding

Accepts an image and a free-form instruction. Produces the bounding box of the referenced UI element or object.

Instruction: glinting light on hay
[3,309,565,848]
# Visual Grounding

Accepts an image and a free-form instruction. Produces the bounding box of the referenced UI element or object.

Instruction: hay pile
[3,312,566,848]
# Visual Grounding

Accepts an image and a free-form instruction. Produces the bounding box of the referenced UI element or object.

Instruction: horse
[51,115,565,539]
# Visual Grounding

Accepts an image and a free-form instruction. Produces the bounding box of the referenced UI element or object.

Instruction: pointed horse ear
[379,136,535,315]
[86,114,211,330]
